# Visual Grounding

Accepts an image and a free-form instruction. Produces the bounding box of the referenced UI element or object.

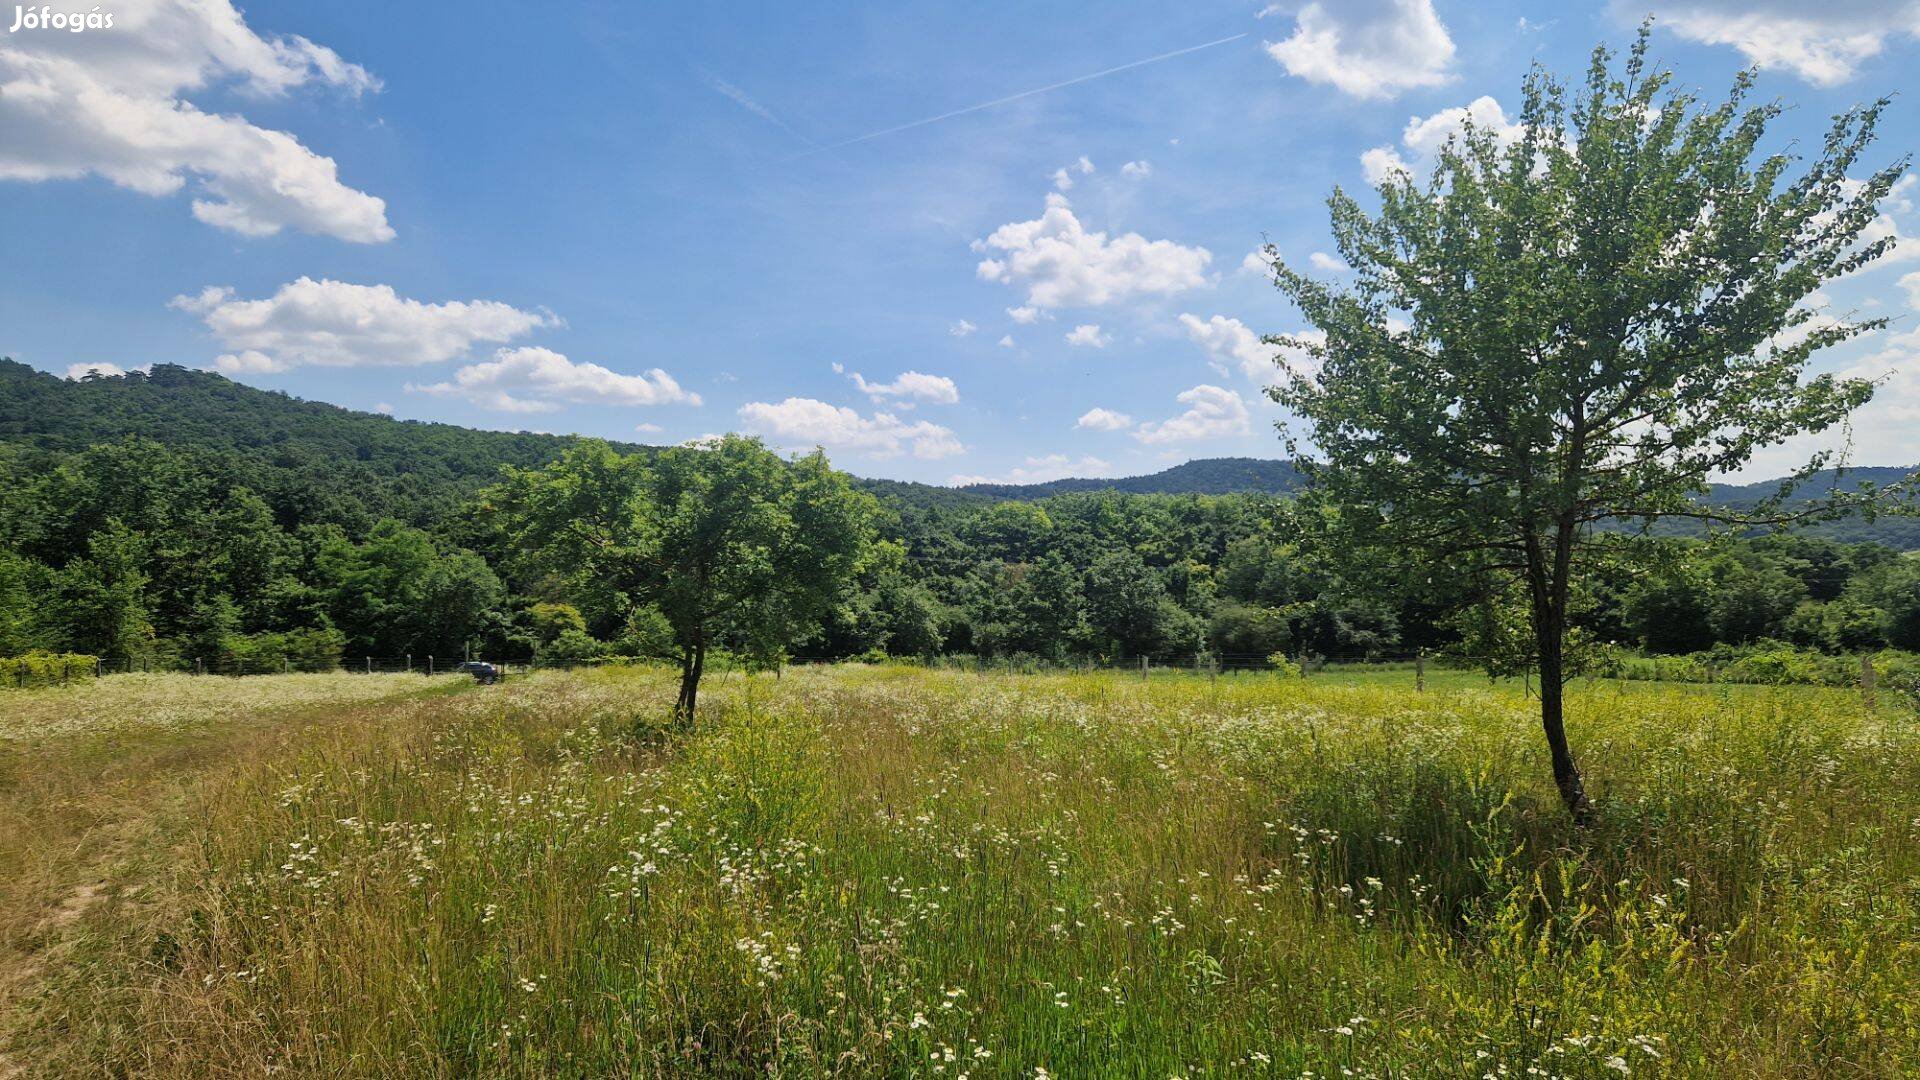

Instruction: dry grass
[2,665,1916,1077]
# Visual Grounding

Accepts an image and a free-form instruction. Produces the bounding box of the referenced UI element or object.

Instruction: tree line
[4,432,1915,679]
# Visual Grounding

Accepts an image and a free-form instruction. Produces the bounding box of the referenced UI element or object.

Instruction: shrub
[0,650,99,688]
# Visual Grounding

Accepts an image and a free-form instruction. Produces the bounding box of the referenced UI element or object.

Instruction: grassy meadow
[2,665,1917,1077]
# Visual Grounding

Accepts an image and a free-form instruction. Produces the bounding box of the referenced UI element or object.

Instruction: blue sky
[3,0,1918,484]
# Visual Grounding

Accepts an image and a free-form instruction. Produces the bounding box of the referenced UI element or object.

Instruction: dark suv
[456,660,500,684]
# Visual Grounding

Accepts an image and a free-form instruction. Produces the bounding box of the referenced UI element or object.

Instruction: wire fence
[85,655,536,678]
[24,650,1910,710]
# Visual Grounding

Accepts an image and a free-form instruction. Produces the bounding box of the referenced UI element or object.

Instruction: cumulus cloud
[1134,384,1252,444]
[1361,95,1524,184]
[975,194,1211,310]
[373,402,394,415]
[407,347,700,413]
[1308,251,1347,272]
[171,278,554,369]
[948,454,1114,487]
[1635,0,1920,86]
[1901,271,1920,306]
[949,319,978,337]
[1121,160,1153,179]
[737,398,963,459]
[1265,0,1456,100]
[0,0,392,241]
[1050,154,1095,191]
[213,350,288,375]
[65,362,146,379]
[1065,324,1111,348]
[1007,305,1042,324]
[998,334,1016,348]
[1179,313,1277,379]
[1241,248,1275,275]
[835,364,961,404]
[1075,407,1134,432]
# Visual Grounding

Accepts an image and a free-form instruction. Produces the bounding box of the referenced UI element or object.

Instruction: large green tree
[486,436,874,720]
[1266,30,1909,823]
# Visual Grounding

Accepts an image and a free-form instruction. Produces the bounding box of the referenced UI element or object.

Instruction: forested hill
[2,360,1913,544]
[956,458,1305,499]
[0,359,648,478]
[0,361,1303,512]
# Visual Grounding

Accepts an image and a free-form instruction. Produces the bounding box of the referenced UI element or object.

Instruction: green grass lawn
[4,665,1916,1077]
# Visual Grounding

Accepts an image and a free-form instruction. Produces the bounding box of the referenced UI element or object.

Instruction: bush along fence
[0,651,100,688]
[78,654,533,678]
[19,645,1913,710]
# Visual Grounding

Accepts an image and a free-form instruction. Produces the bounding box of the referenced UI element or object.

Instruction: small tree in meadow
[1265,29,1910,824]
[485,436,874,721]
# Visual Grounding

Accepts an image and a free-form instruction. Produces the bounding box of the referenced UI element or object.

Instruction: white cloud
[1738,323,1920,476]
[1179,313,1275,379]
[1065,324,1111,348]
[172,278,554,369]
[948,454,1114,487]
[737,398,963,459]
[65,362,145,379]
[1050,154,1095,191]
[1359,147,1411,186]
[1075,407,1134,432]
[839,367,961,404]
[1361,95,1524,184]
[976,194,1211,310]
[1007,305,1042,324]
[1308,251,1347,272]
[373,402,394,415]
[1265,0,1456,100]
[407,347,700,413]
[1134,384,1252,444]
[1637,0,1920,86]
[997,334,1015,348]
[0,0,392,241]
[213,349,288,374]
[1900,271,1920,306]
[1241,248,1275,274]
[950,318,978,337]
[1121,160,1153,179]
[634,422,664,434]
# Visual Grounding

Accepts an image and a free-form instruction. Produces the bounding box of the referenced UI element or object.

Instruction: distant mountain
[955,458,1306,500]
[2,360,1913,544]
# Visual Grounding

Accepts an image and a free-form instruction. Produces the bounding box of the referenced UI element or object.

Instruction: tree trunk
[674,642,705,724]
[1529,522,1594,827]
[1535,623,1594,827]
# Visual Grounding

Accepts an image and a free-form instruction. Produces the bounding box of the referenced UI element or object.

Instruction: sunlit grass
[3,665,1916,1077]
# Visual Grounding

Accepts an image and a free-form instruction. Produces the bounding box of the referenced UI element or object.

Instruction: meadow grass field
[2,666,1916,1078]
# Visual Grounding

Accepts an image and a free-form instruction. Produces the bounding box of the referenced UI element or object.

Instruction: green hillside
[1,358,1912,543]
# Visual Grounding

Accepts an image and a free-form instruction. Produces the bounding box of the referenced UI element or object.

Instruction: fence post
[195,658,202,676]
[282,656,289,674]
[428,655,434,676]
[1416,649,1426,692]
[406,653,412,673]
[1140,656,1148,682]
[365,655,372,674]
[1209,656,1218,683]
[1862,653,1876,711]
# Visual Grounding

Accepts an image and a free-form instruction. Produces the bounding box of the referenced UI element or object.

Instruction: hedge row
[1614,643,1920,689]
[1,651,100,689]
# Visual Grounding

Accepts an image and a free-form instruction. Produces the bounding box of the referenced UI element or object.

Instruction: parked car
[457,660,500,684]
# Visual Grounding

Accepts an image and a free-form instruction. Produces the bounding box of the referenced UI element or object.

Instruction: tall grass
[4,666,1916,1076]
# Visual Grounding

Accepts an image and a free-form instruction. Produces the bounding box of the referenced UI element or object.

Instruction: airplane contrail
[797,32,1248,156]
